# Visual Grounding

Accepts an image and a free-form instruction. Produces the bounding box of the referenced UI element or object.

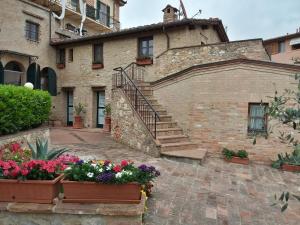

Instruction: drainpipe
[49,0,52,42]
[162,25,170,50]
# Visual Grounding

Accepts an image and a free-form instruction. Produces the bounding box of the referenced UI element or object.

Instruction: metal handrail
[113,63,160,138]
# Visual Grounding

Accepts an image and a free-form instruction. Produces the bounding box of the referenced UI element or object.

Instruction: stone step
[151,122,178,129]
[158,115,172,122]
[141,98,158,105]
[161,148,207,165]
[137,109,167,116]
[140,89,153,95]
[137,85,153,91]
[155,128,183,136]
[157,135,189,144]
[151,104,165,111]
[160,142,198,152]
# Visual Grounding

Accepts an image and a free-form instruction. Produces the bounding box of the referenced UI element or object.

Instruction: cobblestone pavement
[51,128,300,225]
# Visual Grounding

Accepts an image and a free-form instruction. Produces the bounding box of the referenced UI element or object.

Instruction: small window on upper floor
[138,37,153,58]
[93,44,103,64]
[278,41,285,53]
[68,49,74,63]
[25,21,39,42]
[248,103,268,134]
[56,49,66,69]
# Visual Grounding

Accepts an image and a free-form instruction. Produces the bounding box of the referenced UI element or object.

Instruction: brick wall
[153,62,300,163]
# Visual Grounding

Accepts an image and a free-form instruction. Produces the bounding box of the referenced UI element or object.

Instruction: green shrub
[0,85,51,135]
[222,148,249,159]
[237,150,248,159]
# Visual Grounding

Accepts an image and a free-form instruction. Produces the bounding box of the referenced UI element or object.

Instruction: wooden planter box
[225,157,250,165]
[136,58,153,65]
[0,174,63,204]
[61,179,141,204]
[282,164,300,172]
[73,116,83,129]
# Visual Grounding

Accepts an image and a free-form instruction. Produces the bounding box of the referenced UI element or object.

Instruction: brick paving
[50,128,300,225]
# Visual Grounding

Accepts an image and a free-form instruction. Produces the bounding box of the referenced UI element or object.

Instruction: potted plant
[223,148,249,165]
[61,160,160,203]
[271,148,300,172]
[0,159,65,203]
[136,56,153,65]
[104,104,112,132]
[73,103,86,129]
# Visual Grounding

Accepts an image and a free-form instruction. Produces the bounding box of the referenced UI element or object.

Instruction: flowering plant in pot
[62,160,160,203]
[136,56,153,65]
[0,159,66,203]
[222,148,249,165]
[104,104,112,132]
[271,147,300,172]
[73,103,86,129]
[0,142,31,163]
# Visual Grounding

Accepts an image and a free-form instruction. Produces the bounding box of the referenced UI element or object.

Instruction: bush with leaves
[222,148,248,159]
[0,85,51,135]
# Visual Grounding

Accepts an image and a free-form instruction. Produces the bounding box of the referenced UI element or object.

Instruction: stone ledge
[0,195,145,216]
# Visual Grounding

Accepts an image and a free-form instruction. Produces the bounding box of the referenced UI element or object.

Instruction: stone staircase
[137,82,207,164]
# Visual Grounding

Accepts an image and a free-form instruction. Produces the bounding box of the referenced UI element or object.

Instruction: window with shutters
[93,44,103,64]
[25,21,39,42]
[56,49,66,64]
[278,41,286,53]
[96,1,110,27]
[68,49,74,63]
[248,103,268,134]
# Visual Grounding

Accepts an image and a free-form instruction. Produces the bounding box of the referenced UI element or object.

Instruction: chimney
[162,5,179,23]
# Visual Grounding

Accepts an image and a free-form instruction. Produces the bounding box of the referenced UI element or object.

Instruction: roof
[264,32,300,44]
[0,50,38,58]
[50,18,229,46]
[151,58,300,86]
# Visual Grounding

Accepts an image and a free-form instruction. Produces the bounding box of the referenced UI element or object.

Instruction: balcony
[30,0,120,33]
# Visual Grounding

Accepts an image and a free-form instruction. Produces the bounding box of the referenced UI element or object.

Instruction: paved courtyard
[50,128,300,225]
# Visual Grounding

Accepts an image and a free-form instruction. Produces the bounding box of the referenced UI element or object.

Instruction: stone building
[264,30,300,64]
[1,1,300,163]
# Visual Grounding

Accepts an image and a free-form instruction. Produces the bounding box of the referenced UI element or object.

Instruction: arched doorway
[27,62,40,89]
[40,67,57,96]
[3,61,24,85]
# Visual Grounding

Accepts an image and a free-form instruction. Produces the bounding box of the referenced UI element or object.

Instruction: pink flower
[21,169,29,176]
[121,160,128,167]
[10,143,21,153]
[3,170,9,176]
[113,165,122,173]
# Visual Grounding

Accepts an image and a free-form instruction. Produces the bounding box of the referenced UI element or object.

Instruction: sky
[120,0,300,41]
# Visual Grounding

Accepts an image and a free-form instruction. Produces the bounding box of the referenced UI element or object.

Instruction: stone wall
[111,89,160,157]
[152,61,300,163]
[0,127,50,147]
[154,39,270,79]
[0,196,145,225]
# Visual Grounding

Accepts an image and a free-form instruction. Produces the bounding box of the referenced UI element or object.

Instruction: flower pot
[104,116,111,132]
[61,179,141,204]
[92,63,104,69]
[225,157,249,165]
[73,116,83,129]
[136,58,153,65]
[282,164,300,172]
[0,174,63,204]
[56,63,65,69]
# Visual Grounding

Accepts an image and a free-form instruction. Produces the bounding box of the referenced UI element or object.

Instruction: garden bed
[225,157,250,165]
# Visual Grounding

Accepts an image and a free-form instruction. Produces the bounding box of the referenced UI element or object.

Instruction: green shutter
[96,1,100,20]
[0,61,4,84]
[107,5,110,27]
[47,68,57,96]
[26,63,40,89]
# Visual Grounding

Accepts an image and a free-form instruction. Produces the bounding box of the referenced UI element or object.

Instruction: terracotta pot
[61,179,141,204]
[0,174,63,204]
[104,116,111,132]
[136,58,153,65]
[56,63,65,69]
[73,115,83,129]
[92,63,104,69]
[282,164,300,172]
[225,157,249,165]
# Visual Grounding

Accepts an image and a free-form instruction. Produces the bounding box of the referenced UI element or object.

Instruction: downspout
[162,25,170,50]
[49,0,52,42]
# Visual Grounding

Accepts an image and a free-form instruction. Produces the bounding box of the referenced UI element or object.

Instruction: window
[138,37,153,58]
[68,49,74,62]
[93,44,103,64]
[292,44,300,50]
[248,103,268,133]
[96,1,110,27]
[25,21,39,42]
[56,49,66,65]
[278,41,285,53]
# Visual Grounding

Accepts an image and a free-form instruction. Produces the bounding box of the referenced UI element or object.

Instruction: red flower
[121,160,128,167]
[113,165,122,173]
[21,169,29,176]
[10,143,21,152]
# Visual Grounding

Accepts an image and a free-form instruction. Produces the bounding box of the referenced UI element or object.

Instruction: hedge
[0,85,51,135]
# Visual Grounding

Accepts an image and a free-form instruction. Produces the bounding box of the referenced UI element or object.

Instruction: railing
[113,63,160,139]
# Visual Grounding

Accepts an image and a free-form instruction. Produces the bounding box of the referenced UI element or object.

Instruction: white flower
[116,172,122,178]
[91,163,97,168]
[65,167,71,171]
[99,168,104,173]
[87,172,94,178]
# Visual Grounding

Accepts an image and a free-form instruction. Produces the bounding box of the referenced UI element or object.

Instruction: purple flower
[138,164,149,172]
[96,172,115,183]
[155,170,161,177]
[149,166,156,172]
[76,160,84,165]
